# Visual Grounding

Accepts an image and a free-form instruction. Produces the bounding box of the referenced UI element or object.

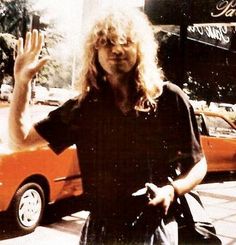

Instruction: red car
[195,110,236,172]
[0,143,82,233]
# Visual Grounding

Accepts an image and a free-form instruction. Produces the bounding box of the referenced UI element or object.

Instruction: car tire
[10,182,45,233]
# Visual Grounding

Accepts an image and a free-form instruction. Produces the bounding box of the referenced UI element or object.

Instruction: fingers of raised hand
[37,32,45,55]
[24,31,31,52]
[16,37,24,56]
[19,29,44,55]
[32,29,44,55]
[35,57,49,72]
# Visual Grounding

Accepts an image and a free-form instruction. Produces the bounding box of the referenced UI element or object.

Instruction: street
[1,177,236,245]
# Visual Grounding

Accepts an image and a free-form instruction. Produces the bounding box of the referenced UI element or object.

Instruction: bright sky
[30,0,144,28]
[26,0,145,84]
[27,0,145,65]
[30,0,83,33]
[29,0,144,55]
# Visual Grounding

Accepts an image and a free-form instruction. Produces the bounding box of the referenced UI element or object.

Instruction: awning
[144,0,236,25]
[159,25,236,51]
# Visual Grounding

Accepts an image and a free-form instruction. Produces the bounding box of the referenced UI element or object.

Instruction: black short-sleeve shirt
[35,82,203,217]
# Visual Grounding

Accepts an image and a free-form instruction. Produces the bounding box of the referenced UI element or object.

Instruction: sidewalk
[197,181,236,245]
[1,181,236,245]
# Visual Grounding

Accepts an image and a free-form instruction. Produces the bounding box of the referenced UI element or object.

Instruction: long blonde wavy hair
[75,6,164,111]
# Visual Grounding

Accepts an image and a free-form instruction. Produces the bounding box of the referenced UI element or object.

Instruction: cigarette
[132,187,147,196]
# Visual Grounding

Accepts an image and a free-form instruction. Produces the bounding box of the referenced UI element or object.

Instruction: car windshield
[204,115,236,138]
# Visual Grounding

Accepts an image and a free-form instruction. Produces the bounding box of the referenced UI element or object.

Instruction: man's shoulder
[58,91,94,111]
[46,92,87,120]
[157,81,191,113]
[162,81,184,96]
[55,89,103,117]
[161,81,189,102]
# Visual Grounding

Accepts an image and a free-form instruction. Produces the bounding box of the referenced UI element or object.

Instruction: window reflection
[205,115,236,138]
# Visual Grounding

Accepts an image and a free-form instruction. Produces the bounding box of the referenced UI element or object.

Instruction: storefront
[144,0,236,104]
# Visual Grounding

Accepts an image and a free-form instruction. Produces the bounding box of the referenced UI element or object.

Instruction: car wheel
[10,182,45,233]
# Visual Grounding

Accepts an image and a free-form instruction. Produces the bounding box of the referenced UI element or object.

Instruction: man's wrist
[166,185,175,202]
[167,177,179,198]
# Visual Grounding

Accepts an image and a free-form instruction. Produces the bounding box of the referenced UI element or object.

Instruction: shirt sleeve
[163,82,204,174]
[34,98,81,154]
[177,96,204,172]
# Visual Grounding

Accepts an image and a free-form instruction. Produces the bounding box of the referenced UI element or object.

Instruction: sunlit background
[26,0,144,87]
[30,0,144,48]
[0,0,235,119]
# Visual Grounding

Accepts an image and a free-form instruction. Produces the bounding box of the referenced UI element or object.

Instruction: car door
[196,113,236,172]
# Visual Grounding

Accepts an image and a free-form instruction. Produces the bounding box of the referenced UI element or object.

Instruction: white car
[33,86,49,105]
[44,88,77,106]
[0,84,13,101]
[217,103,236,113]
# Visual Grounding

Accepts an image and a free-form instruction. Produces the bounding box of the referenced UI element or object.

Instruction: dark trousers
[79,213,178,245]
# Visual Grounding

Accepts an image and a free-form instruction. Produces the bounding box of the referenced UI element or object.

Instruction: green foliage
[0,33,16,80]
[37,28,74,89]
[0,0,31,86]
[0,0,31,37]
[0,0,76,90]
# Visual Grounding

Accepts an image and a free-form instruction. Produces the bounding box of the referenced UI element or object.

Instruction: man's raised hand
[14,29,50,85]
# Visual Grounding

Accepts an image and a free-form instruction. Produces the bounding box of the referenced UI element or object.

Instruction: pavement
[196,181,236,245]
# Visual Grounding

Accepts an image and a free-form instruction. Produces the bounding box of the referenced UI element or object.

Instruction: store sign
[187,25,233,49]
[162,24,234,49]
[211,0,236,18]
[144,0,236,24]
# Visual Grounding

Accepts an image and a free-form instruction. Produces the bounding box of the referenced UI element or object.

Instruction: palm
[15,52,40,82]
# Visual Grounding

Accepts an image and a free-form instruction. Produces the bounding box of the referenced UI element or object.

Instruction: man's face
[97,37,138,76]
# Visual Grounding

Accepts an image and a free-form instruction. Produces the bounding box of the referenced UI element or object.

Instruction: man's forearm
[170,157,207,196]
[8,30,49,150]
[8,81,32,149]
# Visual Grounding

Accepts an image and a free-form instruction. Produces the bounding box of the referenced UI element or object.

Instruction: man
[9,7,207,244]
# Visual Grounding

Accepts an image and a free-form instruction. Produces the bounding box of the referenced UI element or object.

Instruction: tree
[0,0,30,37]
[0,0,31,86]
[0,33,16,82]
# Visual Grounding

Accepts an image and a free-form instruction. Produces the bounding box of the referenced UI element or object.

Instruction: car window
[204,115,236,138]
[195,114,205,135]
[222,107,234,112]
